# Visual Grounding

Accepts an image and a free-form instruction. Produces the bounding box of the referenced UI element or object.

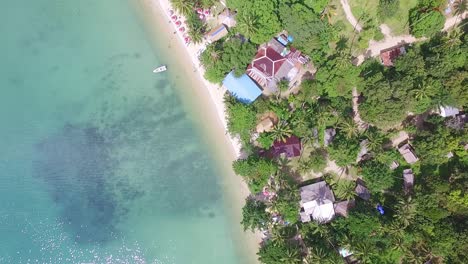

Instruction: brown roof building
[270,135,301,158]
[398,143,419,164]
[205,24,228,43]
[403,169,415,195]
[380,45,406,67]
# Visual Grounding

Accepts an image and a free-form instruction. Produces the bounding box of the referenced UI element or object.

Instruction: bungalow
[324,128,336,147]
[205,24,228,43]
[438,105,460,117]
[334,200,355,218]
[398,143,419,164]
[246,37,306,93]
[270,135,301,158]
[256,117,275,133]
[403,169,414,195]
[355,180,370,200]
[218,9,236,28]
[380,45,406,67]
[299,181,336,223]
[222,71,262,104]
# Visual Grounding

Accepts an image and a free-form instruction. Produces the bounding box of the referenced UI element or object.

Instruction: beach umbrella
[175,21,182,26]
[179,27,185,32]
[169,10,174,15]
[171,15,177,21]
[199,14,205,19]
[197,8,203,14]
[204,10,210,15]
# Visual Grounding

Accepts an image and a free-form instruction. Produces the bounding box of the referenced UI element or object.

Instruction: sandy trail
[340,0,362,32]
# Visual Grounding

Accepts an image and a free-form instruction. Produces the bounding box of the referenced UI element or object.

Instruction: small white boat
[153,65,167,73]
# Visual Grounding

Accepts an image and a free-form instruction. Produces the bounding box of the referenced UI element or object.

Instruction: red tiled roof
[250,47,287,78]
[380,46,405,67]
[271,135,301,158]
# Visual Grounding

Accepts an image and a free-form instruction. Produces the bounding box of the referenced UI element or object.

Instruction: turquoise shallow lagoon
[0,0,250,263]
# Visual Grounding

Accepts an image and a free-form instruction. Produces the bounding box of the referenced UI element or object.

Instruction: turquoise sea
[0,0,251,263]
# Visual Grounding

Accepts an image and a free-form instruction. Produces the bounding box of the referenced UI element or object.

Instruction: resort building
[334,200,355,218]
[380,45,406,67]
[324,128,336,147]
[299,181,336,223]
[403,169,415,195]
[398,143,419,164]
[218,9,236,28]
[270,135,301,158]
[246,36,308,94]
[355,180,370,201]
[205,24,228,43]
[438,105,460,117]
[256,117,276,133]
[222,71,262,104]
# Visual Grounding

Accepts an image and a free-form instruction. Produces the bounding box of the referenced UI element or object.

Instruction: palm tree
[334,180,356,201]
[338,118,359,139]
[453,0,467,21]
[443,27,463,49]
[307,35,323,51]
[237,12,258,39]
[270,121,293,143]
[209,49,220,62]
[280,248,302,263]
[298,159,312,175]
[365,129,385,154]
[188,29,203,44]
[394,197,417,228]
[171,0,194,17]
[321,4,338,24]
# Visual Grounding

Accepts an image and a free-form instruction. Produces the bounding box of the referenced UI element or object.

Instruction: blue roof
[222,72,262,104]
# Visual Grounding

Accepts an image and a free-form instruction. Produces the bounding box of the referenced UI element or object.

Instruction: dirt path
[355,25,422,65]
[443,12,468,31]
[352,87,369,131]
[354,12,467,65]
[340,0,362,32]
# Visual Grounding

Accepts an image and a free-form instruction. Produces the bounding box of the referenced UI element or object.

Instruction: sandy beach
[132,0,262,262]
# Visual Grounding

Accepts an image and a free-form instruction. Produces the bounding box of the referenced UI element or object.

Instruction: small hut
[355,180,370,201]
[324,128,336,146]
[398,143,419,164]
[403,169,414,195]
[334,200,355,218]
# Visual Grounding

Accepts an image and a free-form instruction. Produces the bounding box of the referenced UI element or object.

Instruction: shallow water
[0,0,246,263]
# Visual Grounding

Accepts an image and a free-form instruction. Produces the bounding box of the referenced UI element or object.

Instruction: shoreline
[132,0,262,262]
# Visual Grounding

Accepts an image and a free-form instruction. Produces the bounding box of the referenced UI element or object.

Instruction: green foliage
[361,160,395,192]
[225,97,257,142]
[412,117,466,165]
[170,0,194,16]
[359,31,467,128]
[186,12,205,44]
[227,0,281,44]
[314,52,361,97]
[280,2,333,58]
[304,0,329,13]
[328,134,360,167]
[201,38,257,83]
[409,8,445,37]
[241,198,269,231]
[378,0,400,18]
[257,133,274,149]
[308,148,328,172]
[258,240,302,264]
[232,155,277,193]
[334,180,356,200]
